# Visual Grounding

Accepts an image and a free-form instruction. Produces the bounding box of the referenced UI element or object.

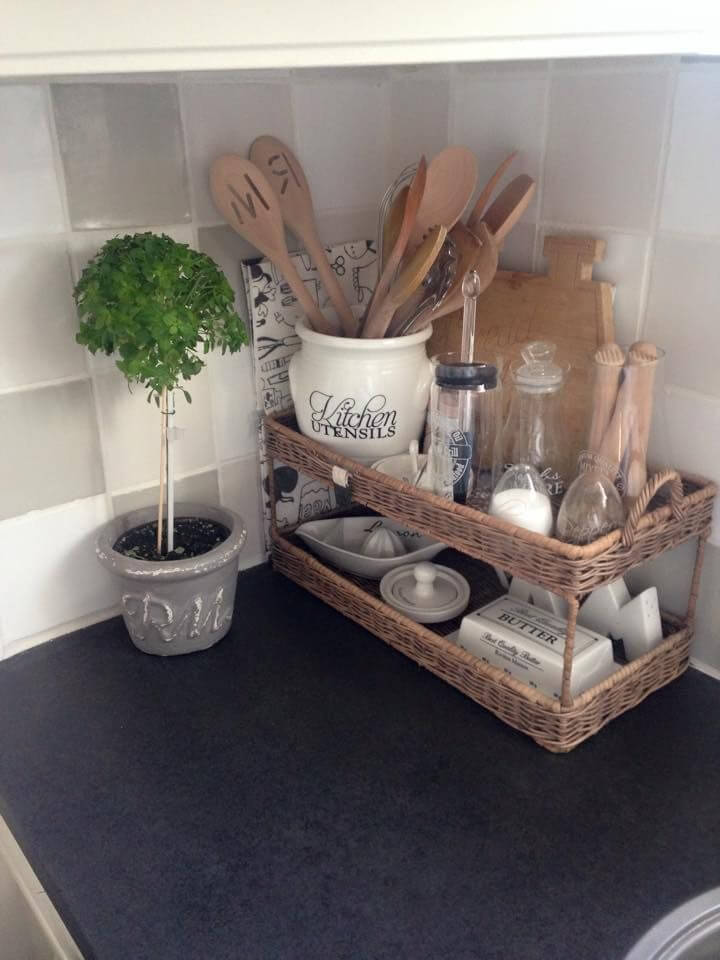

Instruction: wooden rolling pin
[597,341,659,499]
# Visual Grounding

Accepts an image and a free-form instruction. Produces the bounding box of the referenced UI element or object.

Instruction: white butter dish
[456,596,617,701]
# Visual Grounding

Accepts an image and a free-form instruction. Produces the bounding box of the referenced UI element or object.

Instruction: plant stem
[166,390,175,554]
[157,387,167,555]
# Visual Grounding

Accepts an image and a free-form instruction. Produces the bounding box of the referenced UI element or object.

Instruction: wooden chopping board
[427,234,614,480]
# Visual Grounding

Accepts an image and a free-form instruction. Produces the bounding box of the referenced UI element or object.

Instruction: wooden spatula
[410,147,477,247]
[362,225,447,339]
[364,157,427,332]
[466,151,517,233]
[249,136,356,336]
[481,174,536,246]
[209,154,337,336]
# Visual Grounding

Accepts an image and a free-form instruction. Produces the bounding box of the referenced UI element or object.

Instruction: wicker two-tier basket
[264,414,715,752]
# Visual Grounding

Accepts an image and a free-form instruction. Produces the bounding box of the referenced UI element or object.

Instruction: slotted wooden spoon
[466,150,517,233]
[410,146,477,247]
[362,225,447,339]
[209,154,336,336]
[364,156,427,331]
[249,135,356,336]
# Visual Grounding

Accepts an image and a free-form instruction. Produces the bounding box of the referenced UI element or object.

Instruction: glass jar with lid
[500,341,568,499]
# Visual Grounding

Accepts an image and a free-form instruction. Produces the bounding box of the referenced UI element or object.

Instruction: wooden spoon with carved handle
[209,154,337,336]
[249,136,356,336]
[466,151,517,233]
[362,226,447,339]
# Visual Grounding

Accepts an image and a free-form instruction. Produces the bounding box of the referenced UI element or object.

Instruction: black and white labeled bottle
[429,355,501,507]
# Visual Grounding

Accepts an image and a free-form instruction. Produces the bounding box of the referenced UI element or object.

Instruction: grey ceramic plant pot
[96,502,246,656]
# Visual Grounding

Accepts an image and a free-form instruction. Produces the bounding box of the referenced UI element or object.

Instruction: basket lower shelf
[272,531,692,753]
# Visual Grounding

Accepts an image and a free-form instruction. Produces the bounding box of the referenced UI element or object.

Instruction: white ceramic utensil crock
[289,318,433,463]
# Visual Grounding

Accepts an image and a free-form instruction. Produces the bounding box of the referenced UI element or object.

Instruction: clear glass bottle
[500,341,567,498]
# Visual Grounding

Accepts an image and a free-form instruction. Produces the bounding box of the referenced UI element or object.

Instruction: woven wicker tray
[265,414,715,751]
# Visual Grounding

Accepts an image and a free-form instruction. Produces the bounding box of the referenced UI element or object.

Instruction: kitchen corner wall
[1,56,719,669]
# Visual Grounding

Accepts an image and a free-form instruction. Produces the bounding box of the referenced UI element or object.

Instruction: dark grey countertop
[1,563,719,960]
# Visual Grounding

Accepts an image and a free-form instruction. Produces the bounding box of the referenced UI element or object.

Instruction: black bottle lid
[434,361,498,390]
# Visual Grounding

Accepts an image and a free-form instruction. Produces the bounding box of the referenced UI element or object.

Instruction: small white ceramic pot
[289,318,433,463]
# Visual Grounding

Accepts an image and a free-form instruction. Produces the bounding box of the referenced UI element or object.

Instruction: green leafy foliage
[74,232,247,400]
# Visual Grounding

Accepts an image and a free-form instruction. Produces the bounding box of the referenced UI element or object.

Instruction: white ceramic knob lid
[413,562,436,597]
[379,562,471,624]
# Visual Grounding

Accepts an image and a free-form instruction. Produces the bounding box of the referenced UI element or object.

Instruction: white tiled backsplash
[0,57,719,672]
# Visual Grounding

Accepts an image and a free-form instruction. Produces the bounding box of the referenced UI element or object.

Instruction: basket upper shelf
[264,414,716,596]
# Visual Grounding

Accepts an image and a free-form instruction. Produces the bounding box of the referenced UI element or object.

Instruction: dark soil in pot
[113,517,230,562]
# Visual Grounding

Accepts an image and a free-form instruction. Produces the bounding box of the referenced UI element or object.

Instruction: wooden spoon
[410,146,477,247]
[210,155,336,336]
[466,150,517,233]
[249,135,356,337]
[481,174,536,246]
[364,157,427,331]
[362,226,447,339]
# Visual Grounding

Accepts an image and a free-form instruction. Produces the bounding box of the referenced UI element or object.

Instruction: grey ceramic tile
[498,221,536,272]
[52,83,190,229]
[543,69,669,229]
[182,80,294,224]
[691,542,720,672]
[207,348,258,463]
[0,494,116,646]
[626,539,720,674]
[0,239,87,390]
[220,456,265,569]
[644,235,720,398]
[388,66,450,178]
[293,74,388,213]
[314,208,377,248]
[94,365,216,492]
[452,66,547,224]
[112,469,220,517]
[660,67,720,236]
[196,224,254,320]
[0,380,104,520]
[0,85,64,238]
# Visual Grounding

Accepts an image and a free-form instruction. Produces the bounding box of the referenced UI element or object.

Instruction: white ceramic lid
[380,562,470,623]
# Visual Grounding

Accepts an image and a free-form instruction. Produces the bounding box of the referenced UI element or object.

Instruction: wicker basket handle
[621,470,685,548]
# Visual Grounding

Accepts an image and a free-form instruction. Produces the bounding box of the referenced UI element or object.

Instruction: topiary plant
[74,232,247,556]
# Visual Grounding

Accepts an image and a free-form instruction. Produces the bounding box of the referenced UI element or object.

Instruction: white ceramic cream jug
[289,318,433,463]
